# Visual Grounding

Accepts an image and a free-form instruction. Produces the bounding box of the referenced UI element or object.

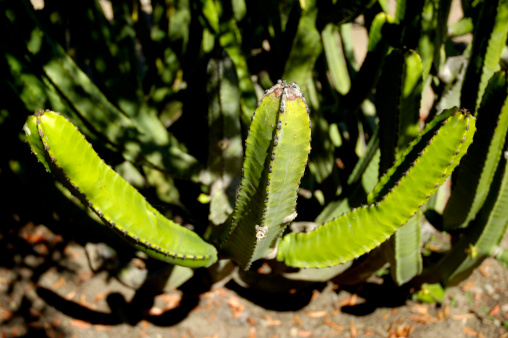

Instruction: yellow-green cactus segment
[252,83,311,264]
[277,108,475,268]
[23,114,51,173]
[219,81,284,265]
[30,111,217,268]
[220,81,311,269]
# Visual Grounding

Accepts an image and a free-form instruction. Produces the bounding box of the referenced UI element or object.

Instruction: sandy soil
[1,215,508,338]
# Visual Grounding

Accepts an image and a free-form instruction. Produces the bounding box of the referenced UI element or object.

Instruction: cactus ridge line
[28,111,217,267]
[221,80,311,269]
[249,82,310,266]
[277,108,476,268]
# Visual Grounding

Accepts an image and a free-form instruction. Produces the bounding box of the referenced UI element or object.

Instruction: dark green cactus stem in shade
[220,81,311,269]
[430,146,508,286]
[277,108,475,268]
[443,70,508,230]
[23,110,218,268]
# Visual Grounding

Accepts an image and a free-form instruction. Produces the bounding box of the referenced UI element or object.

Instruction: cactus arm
[342,13,393,116]
[315,128,380,224]
[283,0,320,89]
[219,82,283,251]
[277,108,475,268]
[220,81,311,269]
[418,0,451,80]
[205,54,243,225]
[385,213,422,284]
[460,0,508,113]
[448,17,474,38]
[375,49,424,285]
[443,71,508,230]
[322,23,351,95]
[431,147,508,286]
[27,111,217,268]
[218,15,257,122]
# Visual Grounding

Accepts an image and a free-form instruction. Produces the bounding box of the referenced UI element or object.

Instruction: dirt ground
[1,215,508,338]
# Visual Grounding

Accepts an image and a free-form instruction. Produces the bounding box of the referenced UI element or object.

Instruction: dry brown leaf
[479,263,492,278]
[79,294,88,306]
[437,309,444,321]
[409,313,437,324]
[248,327,256,338]
[148,307,163,316]
[187,329,196,338]
[294,314,303,327]
[461,280,475,291]
[462,326,478,336]
[94,324,111,331]
[323,319,344,332]
[227,296,246,318]
[443,304,450,318]
[364,329,376,336]
[156,293,182,311]
[395,323,414,338]
[264,319,282,327]
[297,330,312,337]
[350,321,358,338]
[51,277,65,290]
[337,294,358,308]
[335,158,345,169]
[409,304,429,314]
[489,304,500,317]
[349,294,358,306]
[94,292,104,304]
[306,311,327,318]
[65,290,76,300]
[70,319,91,329]
[451,313,475,321]
[337,297,350,308]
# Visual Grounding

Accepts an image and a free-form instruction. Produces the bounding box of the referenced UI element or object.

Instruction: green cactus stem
[24,110,218,268]
[277,107,475,268]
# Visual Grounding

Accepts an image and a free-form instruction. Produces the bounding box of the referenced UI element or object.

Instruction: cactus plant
[23,87,475,273]
[3,0,508,299]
